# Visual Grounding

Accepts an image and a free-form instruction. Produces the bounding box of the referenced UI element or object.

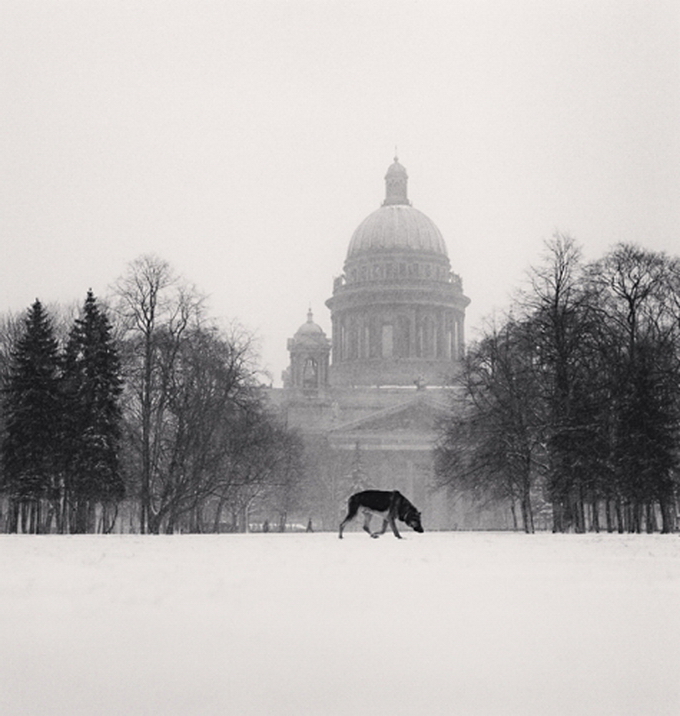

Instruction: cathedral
[273,158,484,531]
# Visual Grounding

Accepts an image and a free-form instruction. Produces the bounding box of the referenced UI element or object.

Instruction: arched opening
[302,357,318,388]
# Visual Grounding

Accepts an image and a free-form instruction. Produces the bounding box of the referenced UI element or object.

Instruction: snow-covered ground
[1,531,679,716]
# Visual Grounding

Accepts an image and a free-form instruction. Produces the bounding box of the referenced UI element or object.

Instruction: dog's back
[349,490,395,513]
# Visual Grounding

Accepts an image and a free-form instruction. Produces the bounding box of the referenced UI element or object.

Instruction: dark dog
[338,490,424,539]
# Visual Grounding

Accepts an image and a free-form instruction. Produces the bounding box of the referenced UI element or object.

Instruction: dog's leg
[362,511,377,537]
[338,500,359,539]
[371,518,389,538]
[388,516,402,539]
[339,512,356,538]
[383,492,402,538]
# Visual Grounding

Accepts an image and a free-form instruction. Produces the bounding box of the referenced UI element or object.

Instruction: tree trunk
[7,499,17,533]
[29,500,38,534]
[212,495,228,532]
[42,501,55,534]
[591,500,600,533]
[140,327,155,535]
[22,501,31,533]
[605,499,613,533]
[147,507,162,534]
[645,503,657,533]
[632,502,643,533]
[194,503,204,533]
[100,503,119,534]
[520,494,534,534]
[615,500,624,533]
[552,501,563,533]
[573,492,586,533]
[659,496,676,534]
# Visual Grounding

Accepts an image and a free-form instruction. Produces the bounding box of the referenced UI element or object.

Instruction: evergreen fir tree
[62,290,124,532]
[1,300,62,532]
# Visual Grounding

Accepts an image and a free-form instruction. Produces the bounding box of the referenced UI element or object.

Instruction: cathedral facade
[275,159,494,531]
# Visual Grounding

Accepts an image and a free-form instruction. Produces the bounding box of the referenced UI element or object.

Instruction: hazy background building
[274,159,505,531]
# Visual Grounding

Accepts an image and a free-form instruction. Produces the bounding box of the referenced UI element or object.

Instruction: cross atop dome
[383,156,410,206]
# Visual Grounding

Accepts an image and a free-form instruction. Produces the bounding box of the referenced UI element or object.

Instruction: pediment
[330,395,448,437]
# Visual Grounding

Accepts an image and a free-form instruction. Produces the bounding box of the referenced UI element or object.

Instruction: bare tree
[588,244,679,532]
[113,255,204,533]
[438,238,680,534]
[435,319,544,532]
[150,324,259,533]
[523,234,607,532]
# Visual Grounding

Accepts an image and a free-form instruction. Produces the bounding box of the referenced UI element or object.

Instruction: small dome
[296,309,322,334]
[383,156,410,207]
[347,204,448,258]
[385,156,407,177]
[294,310,328,342]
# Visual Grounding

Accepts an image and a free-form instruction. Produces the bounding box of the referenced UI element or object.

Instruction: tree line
[435,237,680,533]
[0,255,306,534]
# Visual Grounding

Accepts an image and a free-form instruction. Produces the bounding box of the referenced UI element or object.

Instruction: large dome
[326,156,470,388]
[347,204,448,258]
[346,157,448,259]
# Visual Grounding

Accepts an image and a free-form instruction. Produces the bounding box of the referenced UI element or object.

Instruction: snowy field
[1,531,679,716]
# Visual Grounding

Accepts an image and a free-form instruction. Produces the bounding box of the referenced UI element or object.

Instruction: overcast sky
[2,0,678,384]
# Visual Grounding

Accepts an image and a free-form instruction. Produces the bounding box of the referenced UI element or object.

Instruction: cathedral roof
[295,309,323,335]
[347,204,448,258]
[291,310,330,348]
[346,157,448,259]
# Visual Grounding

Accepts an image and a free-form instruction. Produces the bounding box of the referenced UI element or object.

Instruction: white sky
[1,0,678,384]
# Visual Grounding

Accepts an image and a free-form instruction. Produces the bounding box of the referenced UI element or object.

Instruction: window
[349,327,359,360]
[382,324,393,358]
[422,317,434,358]
[396,315,410,358]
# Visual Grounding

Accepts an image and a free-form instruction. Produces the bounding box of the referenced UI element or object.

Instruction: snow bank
[1,532,679,716]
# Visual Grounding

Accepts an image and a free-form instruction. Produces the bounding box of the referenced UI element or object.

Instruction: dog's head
[405,508,424,533]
